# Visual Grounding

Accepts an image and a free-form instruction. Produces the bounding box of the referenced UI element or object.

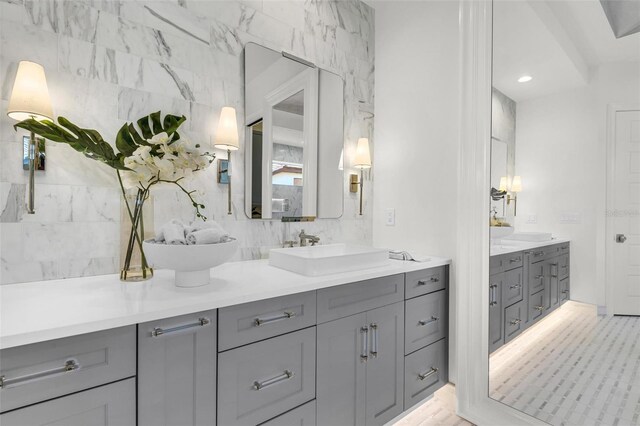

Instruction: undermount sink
[269,244,389,276]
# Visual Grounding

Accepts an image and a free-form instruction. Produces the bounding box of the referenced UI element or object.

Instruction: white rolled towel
[186,228,229,245]
[161,219,187,245]
[186,220,225,234]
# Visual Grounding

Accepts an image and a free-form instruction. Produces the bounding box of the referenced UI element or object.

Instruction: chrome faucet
[299,229,320,247]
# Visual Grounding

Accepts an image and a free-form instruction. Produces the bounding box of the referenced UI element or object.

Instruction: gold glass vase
[120,189,154,281]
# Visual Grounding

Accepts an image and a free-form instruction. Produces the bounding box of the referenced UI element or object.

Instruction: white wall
[514,62,640,307]
[373,0,460,381]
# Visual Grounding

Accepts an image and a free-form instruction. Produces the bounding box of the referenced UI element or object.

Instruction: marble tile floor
[490,301,640,426]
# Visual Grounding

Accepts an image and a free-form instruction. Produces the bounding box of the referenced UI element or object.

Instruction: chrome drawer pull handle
[254,311,296,327]
[417,277,439,285]
[370,323,378,358]
[360,326,369,362]
[561,290,569,294]
[509,284,521,289]
[510,318,522,325]
[418,367,438,381]
[535,305,544,312]
[0,359,80,389]
[253,370,294,390]
[509,257,521,263]
[534,251,545,256]
[535,275,544,280]
[418,316,440,326]
[152,317,210,337]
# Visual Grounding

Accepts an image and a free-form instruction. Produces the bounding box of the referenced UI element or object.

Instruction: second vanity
[0,257,450,426]
[489,239,571,353]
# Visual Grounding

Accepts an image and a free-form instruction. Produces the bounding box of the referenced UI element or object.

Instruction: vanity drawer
[528,261,546,295]
[490,252,523,275]
[218,291,316,351]
[0,378,136,426]
[218,327,316,426]
[405,266,447,299]
[405,290,447,354]
[317,274,404,323]
[502,267,523,307]
[560,277,570,303]
[558,254,570,279]
[528,290,545,322]
[404,339,448,410]
[260,400,316,426]
[0,326,136,413]
[504,301,525,343]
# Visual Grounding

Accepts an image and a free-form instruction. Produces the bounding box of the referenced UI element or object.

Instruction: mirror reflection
[244,43,344,219]
[489,1,640,424]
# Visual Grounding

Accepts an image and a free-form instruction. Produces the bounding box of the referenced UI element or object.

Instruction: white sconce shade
[214,106,240,151]
[7,61,53,122]
[354,138,371,169]
[511,175,522,192]
[498,176,508,192]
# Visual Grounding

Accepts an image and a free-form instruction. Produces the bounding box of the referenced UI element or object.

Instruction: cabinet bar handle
[561,290,569,294]
[254,311,296,327]
[489,284,497,306]
[509,284,521,290]
[417,277,439,285]
[510,318,522,326]
[417,367,438,381]
[152,317,210,337]
[534,251,545,256]
[418,316,440,326]
[535,305,544,312]
[253,370,294,390]
[360,326,369,362]
[509,257,521,263]
[370,323,378,358]
[0,359,80,389]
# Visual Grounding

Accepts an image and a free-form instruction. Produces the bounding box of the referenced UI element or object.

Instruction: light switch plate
[526,214,537,224]
[385,208,395,226]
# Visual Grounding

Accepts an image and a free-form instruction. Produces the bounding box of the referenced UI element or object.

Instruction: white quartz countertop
[0,257,450,350]
[490,238,570,256]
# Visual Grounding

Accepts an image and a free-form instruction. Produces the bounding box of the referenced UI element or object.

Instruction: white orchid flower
[148,132,171,145]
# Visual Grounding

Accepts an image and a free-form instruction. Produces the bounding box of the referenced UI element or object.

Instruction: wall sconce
[349,138,371,215]
[214,107,239,215]
[7,61,54,214]
[498,175,522,216]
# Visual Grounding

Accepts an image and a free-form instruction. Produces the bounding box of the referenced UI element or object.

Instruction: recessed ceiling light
[518,75,533,83]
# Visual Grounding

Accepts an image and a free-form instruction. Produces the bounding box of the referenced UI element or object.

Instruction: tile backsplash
[0,0,375,284]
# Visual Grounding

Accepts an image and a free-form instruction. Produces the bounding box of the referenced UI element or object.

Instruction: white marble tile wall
[0,0,375,284]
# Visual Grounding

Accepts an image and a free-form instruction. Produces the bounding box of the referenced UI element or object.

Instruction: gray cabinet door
[137,310,217,426]
[404,339,447,411]
[489,273,504,353]
[405,266,447,299]
[529,261,547,295]
[218,328,316,426]
[502,267,523,307]
[504,301,525,343]
[549,258,559,308]
[405,290,447,354]
[0,378,135,426]
[529,290,545,322]
[365,302,405,426]
[317,313,367,426]
[560,277,570,303]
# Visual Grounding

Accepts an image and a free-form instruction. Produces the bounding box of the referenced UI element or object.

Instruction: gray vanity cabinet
[137,310,217,426]
[0,378,136,426]
[317,302,405,426]
[489,272,504,353]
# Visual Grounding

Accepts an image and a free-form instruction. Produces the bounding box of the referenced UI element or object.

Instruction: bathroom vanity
[0,258,450,426]
[489,240,570,353]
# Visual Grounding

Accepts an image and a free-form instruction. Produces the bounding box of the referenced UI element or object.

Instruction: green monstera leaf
[115,111,186,157]
[14,117,128,170]
[13,112,187,170]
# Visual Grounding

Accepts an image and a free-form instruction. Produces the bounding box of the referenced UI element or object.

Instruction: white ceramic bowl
[143,238,239,287]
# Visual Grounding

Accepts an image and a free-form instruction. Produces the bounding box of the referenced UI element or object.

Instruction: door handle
[369,323,378,359]
[616,234,627,243]
[360,326,369,362]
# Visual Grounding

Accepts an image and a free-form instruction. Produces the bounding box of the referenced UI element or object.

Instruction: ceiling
[493,0,640,102]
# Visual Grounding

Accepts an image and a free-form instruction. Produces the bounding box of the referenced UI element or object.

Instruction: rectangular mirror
[244,43,344,219]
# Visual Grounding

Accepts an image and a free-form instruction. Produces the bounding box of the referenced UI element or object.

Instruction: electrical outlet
[526,214,537,224]
[385,208,395,226]
[560,212,581,224]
